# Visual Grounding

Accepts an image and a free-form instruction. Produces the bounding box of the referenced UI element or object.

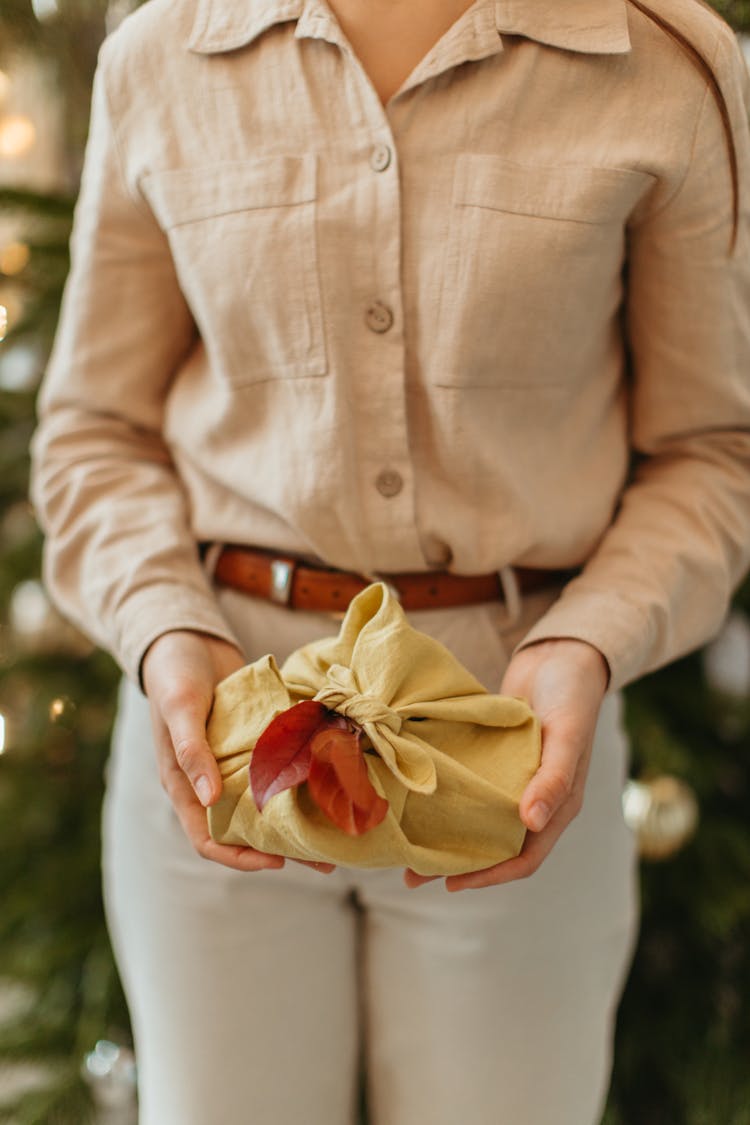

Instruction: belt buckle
[270,559,295,605]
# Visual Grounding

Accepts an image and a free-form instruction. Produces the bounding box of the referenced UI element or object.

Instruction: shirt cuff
[113,582,243,688]
[512,587,658,693]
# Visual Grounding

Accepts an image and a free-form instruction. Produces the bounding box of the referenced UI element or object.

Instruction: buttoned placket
[293,0,507,573]
[293,2,418,571]
[348,97,417,574]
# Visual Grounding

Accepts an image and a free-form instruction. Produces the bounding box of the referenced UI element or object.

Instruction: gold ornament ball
[622,775,700,861]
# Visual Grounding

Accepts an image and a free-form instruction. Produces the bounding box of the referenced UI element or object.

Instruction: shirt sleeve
[515,30,750,692]
[29,46,242,684]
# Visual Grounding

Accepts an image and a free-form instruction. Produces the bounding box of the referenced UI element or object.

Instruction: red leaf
[250,700,331,811]
[307,727,389,836]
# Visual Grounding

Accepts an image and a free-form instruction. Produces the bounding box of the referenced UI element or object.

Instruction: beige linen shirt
[30,0,750,690]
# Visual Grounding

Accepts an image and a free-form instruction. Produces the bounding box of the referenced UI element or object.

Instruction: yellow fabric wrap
[207,583,541,876]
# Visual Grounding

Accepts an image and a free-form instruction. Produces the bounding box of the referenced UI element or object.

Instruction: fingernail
[195,776,212,806]
[527,801,550,831]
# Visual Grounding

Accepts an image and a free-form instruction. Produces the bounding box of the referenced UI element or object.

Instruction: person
[29,0,750,1121]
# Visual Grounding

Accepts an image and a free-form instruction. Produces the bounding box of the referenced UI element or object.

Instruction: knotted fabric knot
[313,664,402,734]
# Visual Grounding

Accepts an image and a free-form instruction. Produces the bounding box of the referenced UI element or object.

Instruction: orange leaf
[307,727,389,836]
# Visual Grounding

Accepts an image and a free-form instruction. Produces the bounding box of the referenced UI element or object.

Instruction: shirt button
[370,144,392,172]
[365,301,394,334]
[375,469,403,498]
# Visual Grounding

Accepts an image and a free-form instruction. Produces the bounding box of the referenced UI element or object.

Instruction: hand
[404,637,609,891]
[142,630,335,874]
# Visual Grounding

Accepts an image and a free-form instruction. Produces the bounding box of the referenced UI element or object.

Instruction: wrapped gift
[207,582,540,876]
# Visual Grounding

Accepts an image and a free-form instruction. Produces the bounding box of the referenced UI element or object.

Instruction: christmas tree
[1,4,133,1121]
[1,1,749,1122]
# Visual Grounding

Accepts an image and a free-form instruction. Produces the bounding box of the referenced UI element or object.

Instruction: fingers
[520,714,588,833]
[292,859,336,874]
[151,704,333,874]
[418,640,607,894]
[143,633,223,806]
[165,757,285,872]
[158,684,223,806]
[405,801,567,893]
[403,718,590,892]
[143,632,296,873]
[444,809,564,891]
[445,741,590,892]
[403,869,440,889]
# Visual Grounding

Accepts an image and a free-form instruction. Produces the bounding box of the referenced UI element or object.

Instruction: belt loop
[201,542,223,579]
[496,566,522,629]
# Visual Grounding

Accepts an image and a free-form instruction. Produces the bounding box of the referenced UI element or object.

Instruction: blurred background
[1,0,750,1122]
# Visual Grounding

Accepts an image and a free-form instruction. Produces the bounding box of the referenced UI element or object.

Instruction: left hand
[403,637,609,891]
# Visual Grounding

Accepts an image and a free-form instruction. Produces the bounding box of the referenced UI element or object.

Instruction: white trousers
[102,588,639,1125]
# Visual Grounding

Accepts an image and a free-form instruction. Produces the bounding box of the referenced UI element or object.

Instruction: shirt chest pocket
[143,155,327,387]
[432,155,655,391]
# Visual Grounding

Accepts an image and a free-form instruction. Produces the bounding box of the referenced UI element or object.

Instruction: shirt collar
[187,0,631,56]
[494,0,631,54]
[187,0,304,54]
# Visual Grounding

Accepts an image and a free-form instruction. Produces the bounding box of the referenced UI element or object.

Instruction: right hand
[141,629,311,872]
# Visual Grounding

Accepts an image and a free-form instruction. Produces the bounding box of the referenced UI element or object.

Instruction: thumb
[160,688,223,807]
[519,714,588,831]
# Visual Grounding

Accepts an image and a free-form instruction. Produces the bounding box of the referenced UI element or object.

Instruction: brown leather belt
[209,544,572,614]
